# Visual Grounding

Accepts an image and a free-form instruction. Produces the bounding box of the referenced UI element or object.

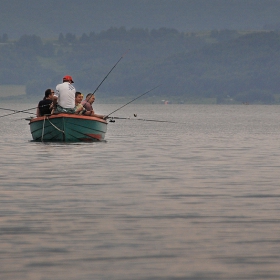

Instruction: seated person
[81,93,106,119]
[74,92,86,115]
[36,89,55,117]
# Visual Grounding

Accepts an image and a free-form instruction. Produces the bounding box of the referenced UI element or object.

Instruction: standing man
[54,75,76,113]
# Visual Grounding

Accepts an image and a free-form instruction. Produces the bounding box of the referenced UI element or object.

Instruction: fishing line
[105,84,161,118]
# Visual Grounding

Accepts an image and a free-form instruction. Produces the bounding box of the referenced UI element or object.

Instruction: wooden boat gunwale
[29,113,107,124]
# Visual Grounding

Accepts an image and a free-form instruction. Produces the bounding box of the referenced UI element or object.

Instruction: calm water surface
[0,103,280,280]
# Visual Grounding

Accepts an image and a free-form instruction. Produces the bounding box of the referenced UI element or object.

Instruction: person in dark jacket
[36,89,55,117]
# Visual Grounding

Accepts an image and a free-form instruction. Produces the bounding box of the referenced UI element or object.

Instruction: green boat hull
[29,114,107,142]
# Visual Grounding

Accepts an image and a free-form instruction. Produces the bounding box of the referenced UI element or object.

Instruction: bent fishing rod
[86,49,130,102]
[105,84,161,118]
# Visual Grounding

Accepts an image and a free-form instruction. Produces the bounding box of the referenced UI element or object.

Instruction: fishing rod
[1,51,128,118]
[86,50,130,102]
[0,106,37,118]
[0,107,36,115]
[108,116,178,124]
[105,84,161,118]
[0,102,54,118]
[12,116,35,121]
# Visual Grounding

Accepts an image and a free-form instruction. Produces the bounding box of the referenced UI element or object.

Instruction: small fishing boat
[28,113,107,142]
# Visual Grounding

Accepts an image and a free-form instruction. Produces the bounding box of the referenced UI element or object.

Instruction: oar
[105,84,161,118]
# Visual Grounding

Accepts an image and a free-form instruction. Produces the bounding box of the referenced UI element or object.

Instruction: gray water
[0,103,280,280]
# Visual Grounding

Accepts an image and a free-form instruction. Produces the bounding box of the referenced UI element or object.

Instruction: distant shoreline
[1,95,279,105]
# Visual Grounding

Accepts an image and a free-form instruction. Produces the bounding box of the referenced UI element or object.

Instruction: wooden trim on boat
[29,113,107,124]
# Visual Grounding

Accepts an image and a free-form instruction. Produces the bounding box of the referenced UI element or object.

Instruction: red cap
[63,75,74,83]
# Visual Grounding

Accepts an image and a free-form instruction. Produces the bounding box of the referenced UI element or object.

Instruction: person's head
[86,93,95,104]
[63,75,74,83]
[44,89,54,100]
[75,91,83,104]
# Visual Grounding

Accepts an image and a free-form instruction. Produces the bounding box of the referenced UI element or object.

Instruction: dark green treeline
[1,27,280,104]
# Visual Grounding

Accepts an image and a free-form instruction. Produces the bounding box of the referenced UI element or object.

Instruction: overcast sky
[1,0,280,38]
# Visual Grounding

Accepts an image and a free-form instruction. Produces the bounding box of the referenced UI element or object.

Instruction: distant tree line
[0,27,280,104]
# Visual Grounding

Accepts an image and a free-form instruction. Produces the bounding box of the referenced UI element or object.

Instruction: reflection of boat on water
[28,113,107,142]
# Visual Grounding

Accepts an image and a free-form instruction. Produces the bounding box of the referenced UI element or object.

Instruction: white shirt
[55,82,76,108]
